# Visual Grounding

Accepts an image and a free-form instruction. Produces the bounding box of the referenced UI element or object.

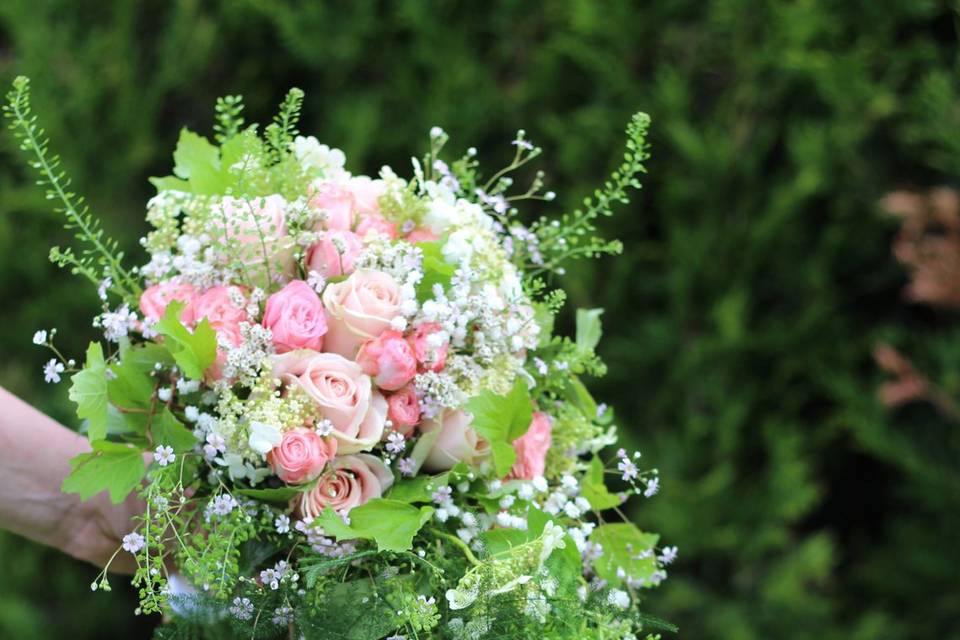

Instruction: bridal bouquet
[6,76,675,639]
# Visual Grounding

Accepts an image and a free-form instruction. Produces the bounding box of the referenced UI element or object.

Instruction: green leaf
[69,342,108,442]
[581,456,622,511]
[171,128,228,194]
[386,471,451,503]
[575,308,604,352]
[235,486,300,504]
[107,347,156,411]
[415,240,455,301]
[152,408,197,453]
[563,375,598,420]
[590,523,659,588]
[317,499,434,552]
[148,175,190,193]
[464,378,534,476]
[532,302,555,348]
[155,301,218,380]
[62,440,146,504]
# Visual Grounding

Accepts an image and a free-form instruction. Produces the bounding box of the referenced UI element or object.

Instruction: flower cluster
[7,78,674,640]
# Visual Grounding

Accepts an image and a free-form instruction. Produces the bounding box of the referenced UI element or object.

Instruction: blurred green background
[1,1,959,638]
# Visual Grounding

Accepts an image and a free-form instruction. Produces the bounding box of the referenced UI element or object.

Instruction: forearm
[0,387,91,554]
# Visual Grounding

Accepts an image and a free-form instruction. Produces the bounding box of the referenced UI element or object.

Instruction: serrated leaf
[69,342,108,442]
[62,440,146,504]
[152,408,197,453]
[576,308,604,352]
[172,128,219,179]
[464,378,533,476]
[386,471,451,503]
[581,456,622,510]
[148,175,191,193]
[107,347,156,410]
[318,499,434,552]
[590,523,659,588]
[155,301,218,380]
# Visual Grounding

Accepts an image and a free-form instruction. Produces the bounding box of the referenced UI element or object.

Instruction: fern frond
[3,76,140,301]
[264,87,305,162]
[213,94,245,144]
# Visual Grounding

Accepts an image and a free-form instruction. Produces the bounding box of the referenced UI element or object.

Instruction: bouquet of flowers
[5,76,676,639]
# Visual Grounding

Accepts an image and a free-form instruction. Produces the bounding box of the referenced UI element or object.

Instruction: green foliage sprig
[3,76,140,301]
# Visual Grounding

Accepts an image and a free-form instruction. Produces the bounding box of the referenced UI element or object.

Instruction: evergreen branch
[3,76,140,300]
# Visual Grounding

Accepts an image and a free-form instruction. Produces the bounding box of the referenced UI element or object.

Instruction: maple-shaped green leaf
[69,342,108,442]
[581,455,623,511]
[590,523,659,588]
[152,408,197,453]
[464,378,534,476]
[62,440,146,504]
[155,301,218,380]
[317,499,434,552]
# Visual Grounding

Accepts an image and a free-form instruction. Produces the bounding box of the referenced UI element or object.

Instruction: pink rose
[386,385,421,436]
[298,454,394,517]
[356,330,417,391]
[355,213,398,240]
[419,410,491,473]
[213,195,294,277]
[262,280,327,353]
[139,280,197,322]
[267,428,337,484]
[321,270,402,358]
[271,350,388,453]
[183,286,249,348]
[405,228,439,244]
[507,411,552,480]
[305,230,364,278]
[408,323,448,373]
[345,176,386,216]
[308,181,356,231]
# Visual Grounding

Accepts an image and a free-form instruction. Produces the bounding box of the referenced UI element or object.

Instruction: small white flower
[644,476,660,498]
[607,588,630,610]
[121,532,145,554]
[532,476,548,493]
[429,126,445,139]
[184,406,200,422]
[43,359,64,384]
[32,330,47,345]
[386,432,406,455]
[157,388,172,402]
[397,457,415,477]
[275,514,291,534]
[659,545,678,565]
[248,421,282,455]
[154,445,175,466]
[432,486,453,505]
[618,458,638,481]
[230,597,254,621]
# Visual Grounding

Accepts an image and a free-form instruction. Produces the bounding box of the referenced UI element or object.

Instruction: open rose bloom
[23,82,670,634]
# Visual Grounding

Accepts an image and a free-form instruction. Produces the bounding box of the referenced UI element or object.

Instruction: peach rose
[356,330,417,391]
[298,453,394,517]
[419,409,491,473]
[321,270,402,358]
[271,350,387,453]
[386,385,421,436]
[408,323,448,373]
[183,286,249,348]
[507,411,552,480]
[139,280,197,322]
[305,230,364,278]
[267,428,337,484]
[262,280,327,353]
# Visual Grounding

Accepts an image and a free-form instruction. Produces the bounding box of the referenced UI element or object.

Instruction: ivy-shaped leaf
[69,342,108,442]
[62,440,146,504]
[317,499,434,552]
[415,240,455,301]
[152,407,197,453]
[590,523,659,588]
[155,301,218,380]
[581,456,623,511]
[464,378,534,476]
